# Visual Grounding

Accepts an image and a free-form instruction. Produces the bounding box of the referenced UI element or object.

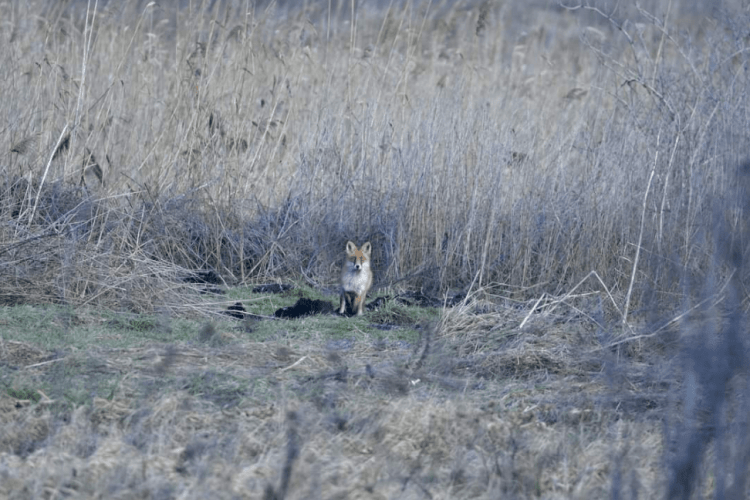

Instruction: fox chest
[341,267,371,294]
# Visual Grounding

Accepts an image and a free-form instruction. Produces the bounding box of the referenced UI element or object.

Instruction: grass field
[1,0,750,498]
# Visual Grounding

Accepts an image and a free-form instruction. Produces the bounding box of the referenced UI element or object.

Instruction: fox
[339,241,373,316]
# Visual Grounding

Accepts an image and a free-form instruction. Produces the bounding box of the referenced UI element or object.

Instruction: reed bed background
[2,0,747,312]
[2,0,750,498]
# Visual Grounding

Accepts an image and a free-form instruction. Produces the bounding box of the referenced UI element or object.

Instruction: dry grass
[3,0,747,308]
[0,286,746,498]
[1,306,668,499]
[1,0,750,498]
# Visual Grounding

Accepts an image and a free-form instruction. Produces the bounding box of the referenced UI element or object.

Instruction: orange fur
[339,241,373,316]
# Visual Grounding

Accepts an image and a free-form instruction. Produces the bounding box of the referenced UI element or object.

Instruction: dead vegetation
[1,0,749,498]
[0,302,668,499]
[2,0,746,309]
[0,282,746,498]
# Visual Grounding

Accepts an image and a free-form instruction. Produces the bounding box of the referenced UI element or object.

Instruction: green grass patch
[223,281,334,315]
[0,305,205,350]
[3,383,42,403]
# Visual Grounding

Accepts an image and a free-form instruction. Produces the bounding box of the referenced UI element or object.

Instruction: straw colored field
[3,0,745,305]
[1,0,749,498]
[1,293,667,499]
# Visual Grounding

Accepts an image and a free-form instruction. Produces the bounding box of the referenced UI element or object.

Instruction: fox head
[345,241,371,271]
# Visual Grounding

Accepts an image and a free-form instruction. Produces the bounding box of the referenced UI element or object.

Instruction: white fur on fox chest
[341,262,371,295]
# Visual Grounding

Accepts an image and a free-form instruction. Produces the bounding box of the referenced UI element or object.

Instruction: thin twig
[597,269,735,351]
[29,125,69,226]
[624,133,658,324]
[24,358,65,369]
[280,356,308,372]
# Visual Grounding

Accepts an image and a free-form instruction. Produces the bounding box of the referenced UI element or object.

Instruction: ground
[0,283,669,499]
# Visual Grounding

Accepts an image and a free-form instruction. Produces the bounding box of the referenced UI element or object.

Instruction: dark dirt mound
[253,284,293,294]
[183,270,222,285]
[223,302,264,320]
[274,298,335,318]
[394,291,465,308]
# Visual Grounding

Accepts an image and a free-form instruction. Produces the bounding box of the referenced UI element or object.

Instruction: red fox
[339,241,373,316]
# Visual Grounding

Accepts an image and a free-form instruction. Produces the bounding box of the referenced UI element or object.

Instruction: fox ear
[346,241,356,254]
[361,242,372,256]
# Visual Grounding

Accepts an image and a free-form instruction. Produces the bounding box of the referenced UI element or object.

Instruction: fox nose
[354,264,361,270]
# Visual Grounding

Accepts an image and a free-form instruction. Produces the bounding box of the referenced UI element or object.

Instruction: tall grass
[1,0,749,313]
[2,2,750,497]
